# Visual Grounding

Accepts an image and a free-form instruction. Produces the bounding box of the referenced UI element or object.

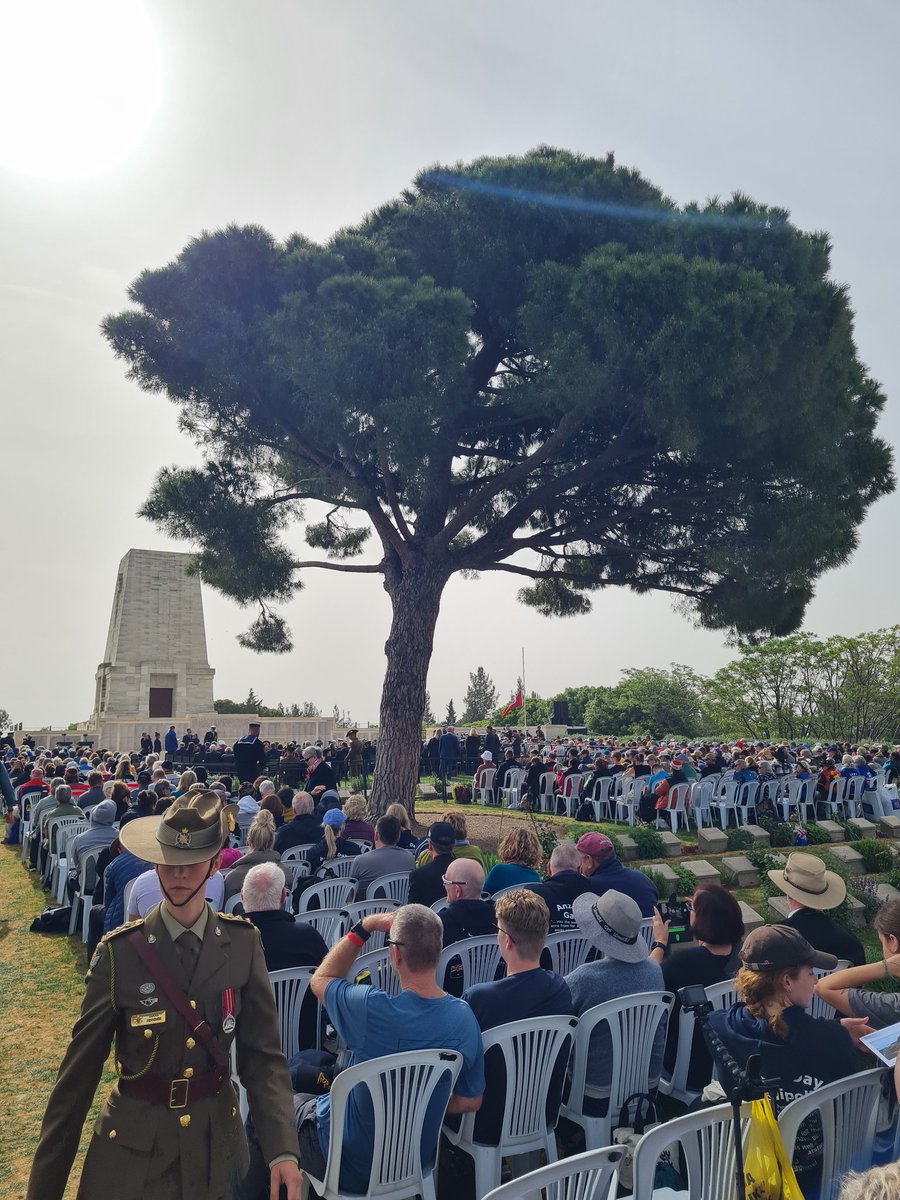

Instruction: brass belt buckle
[169,1077,190,1109]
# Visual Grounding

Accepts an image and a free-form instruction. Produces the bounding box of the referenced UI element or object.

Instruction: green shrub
[641,868,671,900]
[727,829,754,852]
[850,875,882,922]
[672,864,697,897]
[745,848,788,901]
[631,826,666,860]
[850,839,894,875]
[802,822,831,846]
[481,851,498,872]
[528,817,560,864]
[816,850,854,927]
[718,861,738,887]
[758,816,795,847]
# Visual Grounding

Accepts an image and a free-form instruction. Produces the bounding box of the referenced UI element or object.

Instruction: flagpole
[521,646,527,731]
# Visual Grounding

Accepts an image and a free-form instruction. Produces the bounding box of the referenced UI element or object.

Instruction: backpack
[30,906,73,933]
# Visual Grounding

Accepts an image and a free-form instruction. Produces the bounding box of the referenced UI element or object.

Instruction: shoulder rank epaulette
[100,917,145,943]
[218,911,253,924]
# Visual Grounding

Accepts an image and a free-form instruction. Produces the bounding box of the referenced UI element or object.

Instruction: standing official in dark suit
[27,792,300,1200]
[768,851,865,966]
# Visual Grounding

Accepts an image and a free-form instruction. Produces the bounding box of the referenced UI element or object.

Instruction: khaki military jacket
[27,903,297,1200]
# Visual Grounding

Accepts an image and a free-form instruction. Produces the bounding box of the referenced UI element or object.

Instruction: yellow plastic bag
[744,1095,804,1200]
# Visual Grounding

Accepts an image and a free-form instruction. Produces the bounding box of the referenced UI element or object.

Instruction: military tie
[176,929,202,983]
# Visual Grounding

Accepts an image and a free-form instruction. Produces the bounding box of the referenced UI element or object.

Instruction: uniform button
[183,1068,194,1079]
[180,1114,191,1128]
[144,1029,153,1039]
[108,1130,117,1140]
[231,1107,237,1118]
[189,1000,197,1010]
[185,1037,196,1049]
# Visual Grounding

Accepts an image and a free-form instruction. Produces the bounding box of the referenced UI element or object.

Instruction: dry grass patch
[0,845,114,1199]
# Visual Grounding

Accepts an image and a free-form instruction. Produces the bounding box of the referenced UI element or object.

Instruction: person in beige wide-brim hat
[767,851,846,910]
[119,789,238,866]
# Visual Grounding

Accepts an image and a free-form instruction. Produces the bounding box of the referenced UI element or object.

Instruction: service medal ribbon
[222,987,235,1033]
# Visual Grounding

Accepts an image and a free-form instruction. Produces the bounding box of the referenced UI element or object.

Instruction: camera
[658,893,694,944]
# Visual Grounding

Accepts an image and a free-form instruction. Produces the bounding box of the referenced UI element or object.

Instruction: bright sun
[0,0,162,181]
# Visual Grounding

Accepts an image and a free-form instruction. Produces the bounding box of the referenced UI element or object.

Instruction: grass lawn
[0,843,115,1199]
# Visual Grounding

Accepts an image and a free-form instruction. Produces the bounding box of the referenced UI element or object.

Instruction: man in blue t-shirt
[301,905,484,1194]
[462,889,574,1143]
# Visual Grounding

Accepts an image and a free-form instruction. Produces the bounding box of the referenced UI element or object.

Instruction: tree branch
[375,428,414,542]
[291,559,384,574]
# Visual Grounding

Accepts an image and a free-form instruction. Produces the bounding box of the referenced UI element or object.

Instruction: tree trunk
[369,552,448,818]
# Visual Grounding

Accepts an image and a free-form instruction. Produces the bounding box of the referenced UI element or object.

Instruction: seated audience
[483,827,542,895]
[708,925,864,1198]
[814,899,900,1025]
[273,791,323,854]
[348,814,414,900]
[473,751,496,800]
[342,793,376,845]
[384,801,417,850]
[65,799,118,901]
[439,858,495,946]
[565,890,666,1117]
[650,882,744,1091]
[127,853,225,919]
[576,831,658,916]
[767,851,865,965]
[224,809,290,900]
[241,862,328,971]
[306,807,362,875]
[118,788,157,828]
[408,821,457,907]
[525,842,594,933]
[78,772,107,812]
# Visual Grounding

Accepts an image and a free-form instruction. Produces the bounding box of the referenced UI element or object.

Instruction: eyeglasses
[442,876,466,887]
[385,938,404,948]
[495,925,515,942]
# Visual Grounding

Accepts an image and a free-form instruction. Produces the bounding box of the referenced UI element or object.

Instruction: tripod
[678,986,780,1200]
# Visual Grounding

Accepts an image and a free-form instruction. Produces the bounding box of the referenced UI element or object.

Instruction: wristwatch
[650,940,667,954]
[350,920,371,944]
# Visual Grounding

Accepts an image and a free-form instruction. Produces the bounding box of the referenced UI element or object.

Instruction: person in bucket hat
[766,851,865,966]
[27,791,301,1200]
[563,891,666,1115]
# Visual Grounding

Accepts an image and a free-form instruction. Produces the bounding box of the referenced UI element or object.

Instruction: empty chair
[442,1016,578,1197]
[300,1049,462,1200]
[296,908,348,946]
[776,776,816,824]
[561,991,674,1148]
[474,767,498,805]
[268,965,322,1056]
[659,976,740,1105]
[632,1100,751,1198]
[713,780,743,829]
[370,872,409,905]
[778,1067,883,1198]
[436,934,503,992]
[543,931,593,976]
[348,946,403,996]
[501,768,527,809]
[297,877,356,913]
[342,898,402,923]
[480,1144,623,1200]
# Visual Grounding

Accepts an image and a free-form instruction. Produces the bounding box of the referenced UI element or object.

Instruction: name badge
[130,1011,167,1027]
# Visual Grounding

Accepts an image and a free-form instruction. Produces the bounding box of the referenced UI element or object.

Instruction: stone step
[816,820,846,842]
[721,855,759,888]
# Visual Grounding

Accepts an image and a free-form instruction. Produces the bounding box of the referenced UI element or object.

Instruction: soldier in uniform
[27,791,302,1200]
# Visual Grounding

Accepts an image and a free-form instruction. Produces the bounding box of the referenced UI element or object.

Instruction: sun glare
[0,0,162,181]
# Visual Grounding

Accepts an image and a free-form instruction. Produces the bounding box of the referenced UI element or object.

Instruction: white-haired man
[274,791,322,853]
[241,862,327,972]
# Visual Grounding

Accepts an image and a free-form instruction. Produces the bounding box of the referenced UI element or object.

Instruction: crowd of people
[5,724,900,1199]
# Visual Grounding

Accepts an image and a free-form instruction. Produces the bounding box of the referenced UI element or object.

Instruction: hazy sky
[4,0,899,730]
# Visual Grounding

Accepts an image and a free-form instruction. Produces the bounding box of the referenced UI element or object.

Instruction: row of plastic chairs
[482,1066,886,1200]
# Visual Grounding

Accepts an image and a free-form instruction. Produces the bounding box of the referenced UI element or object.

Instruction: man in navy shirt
[525,842,594,932]
[462,889,574,1143]
[576,831,657,917]
[438,726,459,782]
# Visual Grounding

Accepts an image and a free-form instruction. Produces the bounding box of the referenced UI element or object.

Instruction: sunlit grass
[0,845,115,1199]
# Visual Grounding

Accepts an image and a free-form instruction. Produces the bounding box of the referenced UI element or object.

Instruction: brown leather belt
[118,1069,227,1108]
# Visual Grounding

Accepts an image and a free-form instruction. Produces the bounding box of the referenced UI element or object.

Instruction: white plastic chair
[474,767,498,806]
[268,965,321,1056]
[370,871,410,905]
[843,775,867,820]
[430,896,450,914]
[44,815,87,888]
[689,779,715,829]
[655,782,691,833]
[658,974,740,1104]
[544,931,592,975]
[122,875,139,922]
[632,1100,751,1198]
[822,775,849,821]
[300,1049,462,1200]
[613,777,643,826]
[443,1016,578,1197]
[490,882,529,900]
[586,776,615,822]
[713,780,743,829]
[538,772,557,814]
[778,1067,883,1196]
[502,768,527,808]
[68,846,103,938]
[342,898,402,923]
[51,820,89,902]
[437,934,503,991]
[296,907,348,945]
[480,1144,623,1200]
[349,946,403,996]
[347,838,374,853]
[776,777,815,823]
[807,961,850,1020]
[733,781,759,826]
[223,893,243,914]
[297,877,356,913]
[561,991,674,1148]
[556,774,584,818]
[316,854,358,879]
[637,917,655,951]
[280,843,317,887]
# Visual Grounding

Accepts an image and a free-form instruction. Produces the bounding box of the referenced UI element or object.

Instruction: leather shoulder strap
[127,929,228,1071]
